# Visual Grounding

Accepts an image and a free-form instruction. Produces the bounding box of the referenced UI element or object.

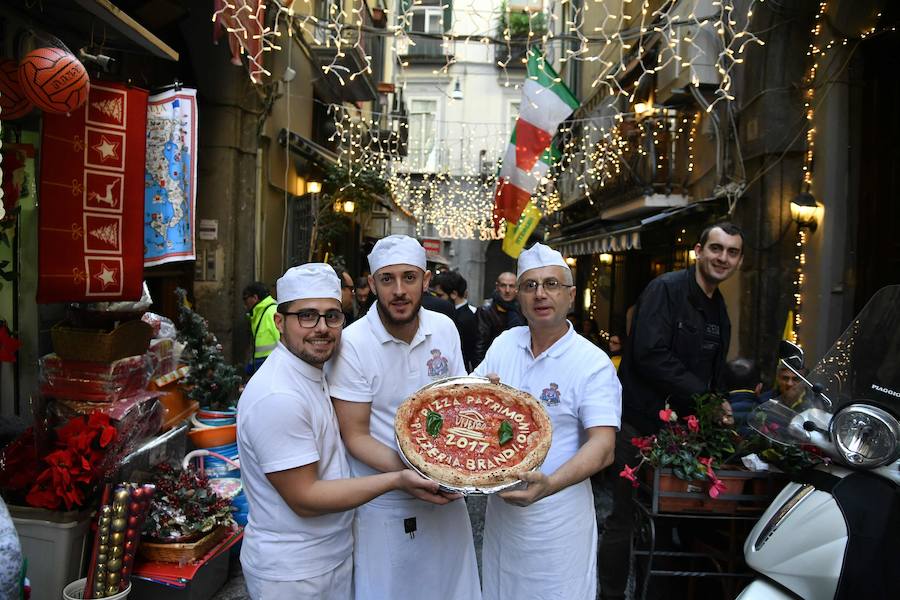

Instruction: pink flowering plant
[620,393,740,498]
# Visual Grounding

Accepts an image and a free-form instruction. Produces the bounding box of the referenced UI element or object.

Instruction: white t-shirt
[473,323,621,475]
[237,343,352,581]
[326,306,465,500]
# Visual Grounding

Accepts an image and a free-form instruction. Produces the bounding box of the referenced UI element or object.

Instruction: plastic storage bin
[12,514,91,600]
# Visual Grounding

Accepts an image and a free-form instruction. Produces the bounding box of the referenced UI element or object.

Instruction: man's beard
[376,294,421,326]
[289,334,336,366]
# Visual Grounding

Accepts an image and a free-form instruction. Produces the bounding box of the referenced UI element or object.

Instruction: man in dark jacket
[598,222,743,600]
[474,272,524,366]
[432,270,479,371]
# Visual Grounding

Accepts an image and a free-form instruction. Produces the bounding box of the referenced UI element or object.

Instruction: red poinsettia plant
[0,412,117,510]
[620,393,739,498]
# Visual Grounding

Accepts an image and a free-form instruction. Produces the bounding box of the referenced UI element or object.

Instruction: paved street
[213,477,615,599]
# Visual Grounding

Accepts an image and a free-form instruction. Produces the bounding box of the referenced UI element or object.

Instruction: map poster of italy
[143,88,197,267]
[37,82,148,303]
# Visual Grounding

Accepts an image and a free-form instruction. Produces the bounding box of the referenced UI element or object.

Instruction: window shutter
[443,0,452,32]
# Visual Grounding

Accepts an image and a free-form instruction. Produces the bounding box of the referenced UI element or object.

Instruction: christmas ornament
[18,47,89,114]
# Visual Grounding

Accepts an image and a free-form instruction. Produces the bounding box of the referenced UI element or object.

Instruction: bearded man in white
[328,235,482,600]
[473,243,622,600]
[237,263,441,600]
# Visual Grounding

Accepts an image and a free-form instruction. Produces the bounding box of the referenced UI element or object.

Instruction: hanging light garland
[211,0,764,238]
[791,1,886,344]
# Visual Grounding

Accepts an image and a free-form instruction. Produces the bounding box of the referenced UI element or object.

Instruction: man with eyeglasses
[236,263,443,600]
[474,271,524,367]
[328,235,481,600]
[473,243,621,600]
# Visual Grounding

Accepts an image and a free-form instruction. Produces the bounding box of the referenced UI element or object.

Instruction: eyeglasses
[282,309,346,328]
[341,284,355,291]
[517,278,574,294]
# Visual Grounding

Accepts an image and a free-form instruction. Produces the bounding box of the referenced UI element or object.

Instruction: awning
[279,129,338,171]
[551,227,642,257]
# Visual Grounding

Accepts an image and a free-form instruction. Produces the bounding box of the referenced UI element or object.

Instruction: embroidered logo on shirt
[427,349,449,378]
[540,383,561,406]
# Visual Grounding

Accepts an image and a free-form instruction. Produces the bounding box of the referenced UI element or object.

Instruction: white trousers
[243,554,352,600]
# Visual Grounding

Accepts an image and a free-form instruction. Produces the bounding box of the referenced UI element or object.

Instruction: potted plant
[140,461,235,563]
[619,394,749,512]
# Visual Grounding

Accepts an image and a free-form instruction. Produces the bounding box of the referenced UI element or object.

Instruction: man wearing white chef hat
[473,242,622,600]
[237,262,441,600]
[328,235,482,600]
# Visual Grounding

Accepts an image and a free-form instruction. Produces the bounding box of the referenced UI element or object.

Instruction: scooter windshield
[750,286,900,445]
[807,285,900,415]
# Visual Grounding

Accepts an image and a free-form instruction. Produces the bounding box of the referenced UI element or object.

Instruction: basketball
[0,58,32,120]
[18,47,89,114]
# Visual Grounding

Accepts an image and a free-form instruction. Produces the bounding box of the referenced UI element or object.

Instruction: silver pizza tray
[394,375,546,496]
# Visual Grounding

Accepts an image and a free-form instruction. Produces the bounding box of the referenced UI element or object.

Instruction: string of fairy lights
[211,0,764,239]
[791,1,885,345]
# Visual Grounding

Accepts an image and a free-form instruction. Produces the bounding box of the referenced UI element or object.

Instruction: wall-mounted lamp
[307,181,322,194]
[790,192,822,231]
[599,252,613,265]
[688,249,697,262]
[451,78,464,101]
[565,256,577,267]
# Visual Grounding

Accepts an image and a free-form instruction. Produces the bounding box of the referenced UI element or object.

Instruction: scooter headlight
[830,405,900,468]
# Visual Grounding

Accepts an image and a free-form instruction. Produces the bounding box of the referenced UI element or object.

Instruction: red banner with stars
[37,82,148,303]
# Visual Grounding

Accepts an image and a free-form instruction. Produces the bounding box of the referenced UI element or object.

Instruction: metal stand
[630,471,775,600]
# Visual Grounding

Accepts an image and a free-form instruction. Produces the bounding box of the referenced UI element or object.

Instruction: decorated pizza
[395,379,552,489]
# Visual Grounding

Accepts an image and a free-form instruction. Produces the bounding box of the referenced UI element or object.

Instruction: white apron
[482,479,597,600]
[353,495,482,600]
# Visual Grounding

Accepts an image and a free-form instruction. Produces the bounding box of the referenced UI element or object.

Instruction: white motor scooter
[736,286,900,600]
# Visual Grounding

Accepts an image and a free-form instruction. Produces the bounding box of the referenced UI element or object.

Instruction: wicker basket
[138,526,228,563]
[51,319,153,363]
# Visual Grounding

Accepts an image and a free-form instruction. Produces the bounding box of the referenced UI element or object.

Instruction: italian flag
[493,49,579,257]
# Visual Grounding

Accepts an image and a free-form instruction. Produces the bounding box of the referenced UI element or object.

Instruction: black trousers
[598,422,642,600]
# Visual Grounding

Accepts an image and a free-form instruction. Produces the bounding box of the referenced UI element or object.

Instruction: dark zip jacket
[618,267,731,434]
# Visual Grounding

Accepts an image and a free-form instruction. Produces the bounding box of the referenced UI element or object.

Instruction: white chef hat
[276,263,342,305]
[516,242,571,279]
[368,235,427,274]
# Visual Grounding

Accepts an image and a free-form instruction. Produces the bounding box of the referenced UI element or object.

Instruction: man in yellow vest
[243,282,279,375]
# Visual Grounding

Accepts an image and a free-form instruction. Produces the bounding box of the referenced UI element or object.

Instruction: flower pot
[649,468,741,514]
[138,526,229,563]
[63,578,131,599]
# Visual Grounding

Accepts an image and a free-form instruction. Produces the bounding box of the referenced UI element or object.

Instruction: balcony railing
[559,113,694,207]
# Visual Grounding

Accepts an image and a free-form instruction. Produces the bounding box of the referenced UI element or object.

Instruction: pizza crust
[395,382,552,488]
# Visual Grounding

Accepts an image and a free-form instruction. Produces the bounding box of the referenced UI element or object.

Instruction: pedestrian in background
[474,271,524,366]
[432,270,479,371]
[598,222,743,600]
[243,281,279,376]
[328,235,481,600]
[354,275,374,318]
[237,264,440,599]
[724,358,764,435]
[331,266,357,327]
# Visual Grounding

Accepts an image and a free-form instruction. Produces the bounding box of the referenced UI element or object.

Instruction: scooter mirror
[779,339,804,370]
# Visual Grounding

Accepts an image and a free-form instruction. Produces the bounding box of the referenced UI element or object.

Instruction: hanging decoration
[210,1,764,239]
[18,47,90,114]
[0,58,33,120]
[37,81,148,303]
[143,88,198,267]
[0,322,21,362]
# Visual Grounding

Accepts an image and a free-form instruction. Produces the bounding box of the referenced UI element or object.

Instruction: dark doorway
[856,21,900,310]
